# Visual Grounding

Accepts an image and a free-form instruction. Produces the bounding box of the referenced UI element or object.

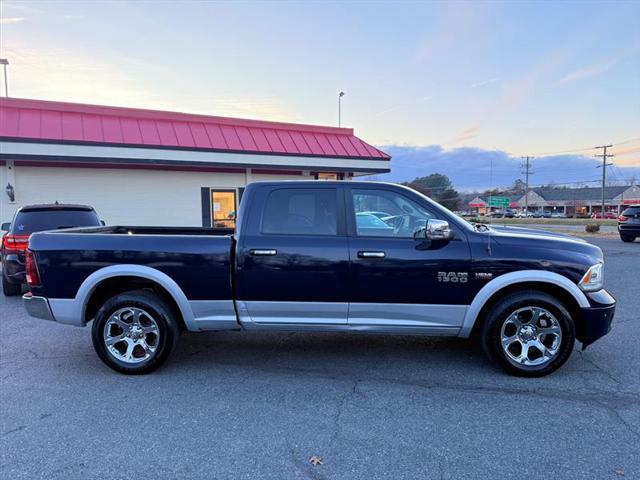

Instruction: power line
[595,144,615,215]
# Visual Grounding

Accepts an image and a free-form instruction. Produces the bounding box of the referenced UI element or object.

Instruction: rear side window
[621,207,640,217]
[12,209,100,234]
[261,188,337,236]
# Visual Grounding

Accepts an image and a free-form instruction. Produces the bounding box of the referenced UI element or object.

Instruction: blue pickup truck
[23,181,615,376]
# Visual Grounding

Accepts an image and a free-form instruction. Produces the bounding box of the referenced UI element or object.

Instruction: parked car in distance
[24,181,615,377]
[487,210,513,218]
[1,204,103,296]
[551,212,567,219]
[591,212,616,220]
[618,205,640,242]
[532,211,552,219]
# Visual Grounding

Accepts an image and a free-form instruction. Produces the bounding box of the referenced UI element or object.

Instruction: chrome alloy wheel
[500,306,562,367]
[103,307,160,364]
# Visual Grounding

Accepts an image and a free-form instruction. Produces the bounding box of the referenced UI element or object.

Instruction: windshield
[12,209,101,234]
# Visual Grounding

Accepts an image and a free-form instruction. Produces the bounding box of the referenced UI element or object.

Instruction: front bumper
[577,289,616,349]
[23,294,56,322]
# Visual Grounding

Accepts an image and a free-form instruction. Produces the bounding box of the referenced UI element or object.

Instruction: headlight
[579,263,604,292]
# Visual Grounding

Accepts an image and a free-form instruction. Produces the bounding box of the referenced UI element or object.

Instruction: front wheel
[480,290,575,377]
[620,233,636,243]
[91,290,181,374]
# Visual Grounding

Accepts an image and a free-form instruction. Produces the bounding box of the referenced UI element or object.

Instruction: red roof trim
[0,97,353,135]
[0,97,390,161]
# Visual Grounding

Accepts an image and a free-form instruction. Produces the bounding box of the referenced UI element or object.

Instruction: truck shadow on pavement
[169,330,495,378]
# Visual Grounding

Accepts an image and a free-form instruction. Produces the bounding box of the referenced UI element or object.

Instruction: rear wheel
[481,290,575,377]
[2,275,22,296]
[91,290,180,374]
[620,233,636,243]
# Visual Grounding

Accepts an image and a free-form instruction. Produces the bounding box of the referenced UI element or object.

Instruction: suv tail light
[2,234,30,252]
[25,250,41,287]
[618,215,629,222]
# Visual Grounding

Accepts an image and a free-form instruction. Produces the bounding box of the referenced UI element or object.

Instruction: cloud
[559,58,619,84]
[448,125,480,145]
[62,14,85,20]
[470,77,500,88]
[614,144,640,167]
[0,17,25,24]
[1,41,295,122]
[368,145,640,190]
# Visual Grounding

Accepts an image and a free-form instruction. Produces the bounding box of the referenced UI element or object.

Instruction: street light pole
[0,59,8,97]
[338,91,344,127]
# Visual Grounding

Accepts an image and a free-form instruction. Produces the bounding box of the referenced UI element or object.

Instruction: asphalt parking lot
[1,237,639,479]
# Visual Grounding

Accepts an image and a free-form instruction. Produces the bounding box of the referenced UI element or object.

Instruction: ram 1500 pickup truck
[23,181,616,376]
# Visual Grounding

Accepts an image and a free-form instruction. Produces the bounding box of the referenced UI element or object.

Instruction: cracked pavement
[1,237,639,479]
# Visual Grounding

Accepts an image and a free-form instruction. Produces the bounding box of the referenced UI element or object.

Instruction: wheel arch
[75,265,195,330]
[460,270,589,338]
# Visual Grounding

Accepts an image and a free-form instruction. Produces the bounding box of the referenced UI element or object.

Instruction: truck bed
[28,226,234,301]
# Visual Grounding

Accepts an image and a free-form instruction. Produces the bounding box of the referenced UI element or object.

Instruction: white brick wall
[0,165,309,226]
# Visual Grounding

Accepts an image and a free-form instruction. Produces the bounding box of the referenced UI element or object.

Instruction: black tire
[620,233,635,243]
[91,290,181,374]
[2,274,22,296]
[480,290,575,377]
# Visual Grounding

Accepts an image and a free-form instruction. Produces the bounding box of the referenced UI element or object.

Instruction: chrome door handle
[250,249,277,256]
[358,251,386,258]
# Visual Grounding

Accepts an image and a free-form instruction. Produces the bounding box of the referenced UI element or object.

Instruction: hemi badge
[475,272,493,280]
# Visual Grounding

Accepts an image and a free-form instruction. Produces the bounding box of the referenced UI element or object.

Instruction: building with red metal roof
[0,97,390,226]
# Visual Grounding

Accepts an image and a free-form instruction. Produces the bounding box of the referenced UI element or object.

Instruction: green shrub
[470,217,489,224]
[585,223,600,233]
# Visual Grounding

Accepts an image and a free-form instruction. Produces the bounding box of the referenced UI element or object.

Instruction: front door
[346,186,472,331]
[236,184,350,325]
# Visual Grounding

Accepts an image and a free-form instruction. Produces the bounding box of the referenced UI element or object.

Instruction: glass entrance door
[211,190,237,228]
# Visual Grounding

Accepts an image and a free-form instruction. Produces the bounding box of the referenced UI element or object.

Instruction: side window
[262,188,338,236]
[352,189,434,238]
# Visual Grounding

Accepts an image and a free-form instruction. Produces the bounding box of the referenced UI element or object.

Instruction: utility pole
[595,144,614,217]
[338,91,345,127]
[521,156,534,216]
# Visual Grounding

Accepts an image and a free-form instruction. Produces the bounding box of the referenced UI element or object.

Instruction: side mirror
[1,222,10,231]
[426,219,452,240]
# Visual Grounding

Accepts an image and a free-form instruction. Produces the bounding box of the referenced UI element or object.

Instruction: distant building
[516,185,640,216]
[465,185,640,216]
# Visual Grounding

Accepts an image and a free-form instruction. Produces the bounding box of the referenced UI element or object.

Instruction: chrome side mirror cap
[426,219,452,240]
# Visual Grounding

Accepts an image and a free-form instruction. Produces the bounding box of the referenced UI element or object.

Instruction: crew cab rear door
[345,185,472,332]
[235,184,349,325]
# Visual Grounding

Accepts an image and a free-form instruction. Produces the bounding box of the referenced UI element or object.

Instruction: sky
[1,0,639,188]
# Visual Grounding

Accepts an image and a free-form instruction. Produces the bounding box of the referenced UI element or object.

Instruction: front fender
[458,270,590,338]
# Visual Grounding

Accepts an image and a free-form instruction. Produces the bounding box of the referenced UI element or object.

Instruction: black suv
[618,205,640,243]
[1,204,103,296]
